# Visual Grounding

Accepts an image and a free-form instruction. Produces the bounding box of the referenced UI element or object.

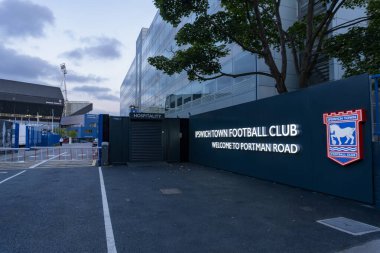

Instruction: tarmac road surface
[0,162,379,252]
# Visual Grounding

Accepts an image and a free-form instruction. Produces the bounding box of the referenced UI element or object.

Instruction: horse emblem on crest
[323,109,365,166]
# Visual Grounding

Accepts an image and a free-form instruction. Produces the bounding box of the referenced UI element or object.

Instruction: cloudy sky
[0,0,158,115]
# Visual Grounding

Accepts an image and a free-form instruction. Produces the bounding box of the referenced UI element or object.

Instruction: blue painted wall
[190,74,374,204]
[66,114,98,139]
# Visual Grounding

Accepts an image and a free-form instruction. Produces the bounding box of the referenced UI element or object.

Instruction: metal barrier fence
[0,147,99,163]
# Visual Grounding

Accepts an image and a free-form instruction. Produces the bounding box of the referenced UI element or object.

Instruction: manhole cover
[317,217,380,235]
[160,188,182,195]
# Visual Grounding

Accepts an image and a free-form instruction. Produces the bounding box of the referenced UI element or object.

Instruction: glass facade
[120,0,361,117]
[120,58,136,116]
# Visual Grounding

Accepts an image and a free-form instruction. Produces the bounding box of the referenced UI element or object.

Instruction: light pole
[60,63,68,116]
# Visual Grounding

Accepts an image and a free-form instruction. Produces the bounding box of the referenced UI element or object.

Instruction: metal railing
[0,147,99,163]
[166,77,258,117]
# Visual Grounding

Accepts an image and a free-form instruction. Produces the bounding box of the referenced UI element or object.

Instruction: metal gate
[129,121,163,162]
[0,146,99,169]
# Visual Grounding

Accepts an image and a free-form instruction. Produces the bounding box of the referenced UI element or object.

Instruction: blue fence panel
[26,126,44,147]
[13,123,19,148]
[26,126,30,148]
[48,133,60,146]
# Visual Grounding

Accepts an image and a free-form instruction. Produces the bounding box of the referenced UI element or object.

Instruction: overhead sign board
[129,112,164,120]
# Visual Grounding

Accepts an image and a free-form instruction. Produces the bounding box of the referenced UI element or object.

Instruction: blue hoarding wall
[26,126,42,147]
[41,131,60,146]
[189,74,374,204]
[25,126,42,148]
[82,114,98,138]
[25,127,59,147]
[13,123,19,148]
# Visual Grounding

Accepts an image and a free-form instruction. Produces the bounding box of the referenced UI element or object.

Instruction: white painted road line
[0,171,8,174]
[99,167,117,253]
[29,152,66,169]
[0,170,26,185]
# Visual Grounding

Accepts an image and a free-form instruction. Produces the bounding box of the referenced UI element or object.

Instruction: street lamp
[60,63,68,117]
[60,63,68,101]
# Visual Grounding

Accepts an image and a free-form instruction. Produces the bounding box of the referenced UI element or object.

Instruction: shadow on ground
[102,163,380,253]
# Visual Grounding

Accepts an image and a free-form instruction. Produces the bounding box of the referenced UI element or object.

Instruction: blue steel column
[25,126,30,148]
[97,114,103,164]
[13,123,19,148]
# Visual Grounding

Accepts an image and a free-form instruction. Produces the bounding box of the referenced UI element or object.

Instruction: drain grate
[160,188,182,195]
[317,217,380,236]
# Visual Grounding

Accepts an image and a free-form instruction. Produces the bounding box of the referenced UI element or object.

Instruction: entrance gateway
[129,113,164,162]
[103,74,379,208]
[103,113,188,164]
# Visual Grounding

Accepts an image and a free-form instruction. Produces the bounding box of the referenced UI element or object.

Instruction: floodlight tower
[60,63,68,116]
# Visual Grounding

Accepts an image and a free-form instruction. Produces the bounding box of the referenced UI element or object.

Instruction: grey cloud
[64,30,76,40]
[91,107,118,115]
[0,44,58,81]
[0,0,54,39]
[72,86,109,93]
[92,108,112,115]
[63,36,123,60]
[64,49,85,59]
[96,94,119,100]
[72,85,118,101]
[0,45,106,84]
[67,73,107,83]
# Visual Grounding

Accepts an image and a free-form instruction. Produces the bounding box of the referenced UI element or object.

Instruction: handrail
[28,146,101,149]
[0,148,30,151]
[0,147,101,150]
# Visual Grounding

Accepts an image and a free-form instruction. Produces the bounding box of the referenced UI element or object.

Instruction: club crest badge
[323,109,365,166]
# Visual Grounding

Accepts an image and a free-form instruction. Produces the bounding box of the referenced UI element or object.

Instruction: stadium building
[0,78,64,127]
[65,101,93,116]
[120,1,365,118]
